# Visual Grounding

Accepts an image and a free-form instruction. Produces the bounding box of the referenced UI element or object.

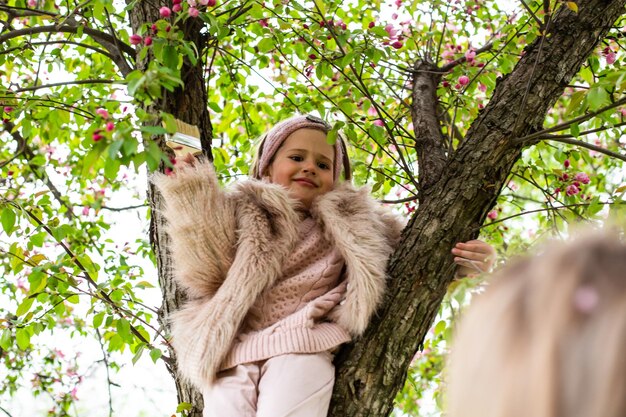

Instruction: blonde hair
[446,228,626,417]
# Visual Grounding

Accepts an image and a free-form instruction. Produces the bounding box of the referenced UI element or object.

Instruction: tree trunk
[328,1,626,416]
[128,2,211,416]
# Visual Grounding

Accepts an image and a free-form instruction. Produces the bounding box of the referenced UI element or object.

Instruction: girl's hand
[452,240,496,277]
[178,153,197,167]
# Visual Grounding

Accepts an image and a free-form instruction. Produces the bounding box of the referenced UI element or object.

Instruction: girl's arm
[452,240,496,277]
[152,157,237,299]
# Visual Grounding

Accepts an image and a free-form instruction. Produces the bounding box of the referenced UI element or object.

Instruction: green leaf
[116,318,132,343]
[0,330,12,350]
[1,207,16,236]
[586,86,610,111]
[176,403,193,413]
[141,125,168,135]
[29,231,47,247]
[28,270,47,293]
[15,328,30,350]
[162,45,179,70]
[93,311,105,328]
[149,348,162,363]
[257,38,275,53]
[16,297,34,316]
[132,344,145,364]
[434,320,446,336]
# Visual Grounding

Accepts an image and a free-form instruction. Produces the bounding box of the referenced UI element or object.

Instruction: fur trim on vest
[152,158,404,389]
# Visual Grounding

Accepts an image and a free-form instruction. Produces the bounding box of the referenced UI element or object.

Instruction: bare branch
[14,78,119,93]
[0,4,58,18]
[101,204,148,211]
[0,24,135,75]
[519,0,543,28]
[480,201,620,229]
[537,135,626,162]
[513,96,626,143]
[0,40,114,60]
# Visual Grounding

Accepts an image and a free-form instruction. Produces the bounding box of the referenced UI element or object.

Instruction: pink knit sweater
[220,217,351,370]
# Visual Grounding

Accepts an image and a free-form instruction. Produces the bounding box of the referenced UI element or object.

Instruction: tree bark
[328,1,626,416]
[127,2,212,416]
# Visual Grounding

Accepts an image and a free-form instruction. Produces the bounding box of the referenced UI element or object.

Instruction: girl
[153,114,494,417]
[446,229,626,417]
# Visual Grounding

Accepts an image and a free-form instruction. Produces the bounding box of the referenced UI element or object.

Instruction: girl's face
[267,128,335,208]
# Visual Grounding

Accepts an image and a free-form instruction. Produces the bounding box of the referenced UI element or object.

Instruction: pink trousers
[202,352,335,417]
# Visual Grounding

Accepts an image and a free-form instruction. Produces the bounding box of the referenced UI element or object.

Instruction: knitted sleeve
[151,158,237,299]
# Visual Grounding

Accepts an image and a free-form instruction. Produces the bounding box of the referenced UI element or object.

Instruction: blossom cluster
[129,0,217,48]
[554,159,591,198]
[92,108,114,142]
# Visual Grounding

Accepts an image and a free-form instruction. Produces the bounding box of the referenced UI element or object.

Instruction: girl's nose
[302,159,317,174]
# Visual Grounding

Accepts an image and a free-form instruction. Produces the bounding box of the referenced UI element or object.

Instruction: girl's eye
[318,162,330,170]
[289,155,303,162]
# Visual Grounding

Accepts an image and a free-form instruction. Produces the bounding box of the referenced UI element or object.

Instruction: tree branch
[536,134,626,162]
[440,41,494,73]
[0,40,114,60]
[513,96,626,143]
[0,24,135,76]
[14,78,119,93]
[480,201,620,229]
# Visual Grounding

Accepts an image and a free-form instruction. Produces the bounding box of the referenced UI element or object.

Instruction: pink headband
[256,115,345,182]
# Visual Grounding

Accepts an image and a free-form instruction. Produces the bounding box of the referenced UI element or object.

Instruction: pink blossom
[187,0,197,5]
[70,387,79,400]
[188,6,199,17]
[373,119,385,127]
[487,210,498,220]
[564,159,570,168]
[391,41,403,49]
[3,106,13,113]
[95,108,109,118]
[151,24,158,33]
[159,6,172,17]
[606,51,617,65]
[92,132,104,141]
[465,49,476,61]
[384,24,398,38]
[173,0,181,3]
[172,3,182,12]
[574,172,590,184]
[442,80,450,88]
[368,21,375,29]
[259,18,268,27]
[27,0,36,7]
[395,0,402,6]
[82,207,90,216]
[144,36,153,46]
[566,184,580,196]
[367,106,377,117]
[106,121,115,131]
[391,13,398,20]
[458,75,470,86]
[620,108,626,116]
[308,54,317,60]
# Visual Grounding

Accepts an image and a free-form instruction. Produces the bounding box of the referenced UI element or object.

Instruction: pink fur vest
[152,158,404,389]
